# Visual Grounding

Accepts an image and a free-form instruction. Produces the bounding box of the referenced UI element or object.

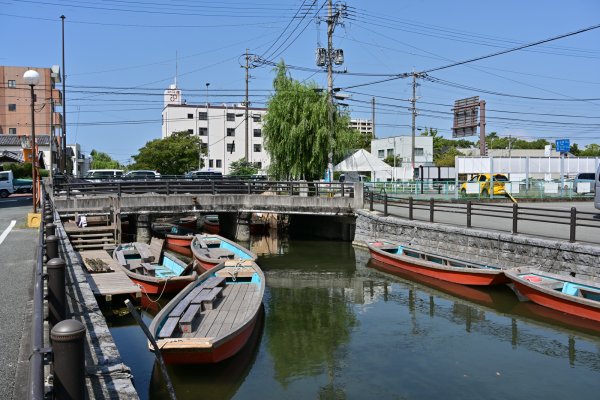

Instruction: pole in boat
[124,299,177,400]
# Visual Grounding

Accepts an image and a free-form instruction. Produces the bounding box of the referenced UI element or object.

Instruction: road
[373,200,600,245]
[0,195,38,400]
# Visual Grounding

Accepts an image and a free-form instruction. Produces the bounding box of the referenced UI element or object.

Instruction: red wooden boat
[148,260,265,364]
[505,267,600,323]
[191,234,257,272]
[202,215,220,234]
[151,223,195,257]
[113,238,197,295]
[367,240,508,286]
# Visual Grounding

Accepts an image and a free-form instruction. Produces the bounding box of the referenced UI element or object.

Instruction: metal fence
[365,190,600,243]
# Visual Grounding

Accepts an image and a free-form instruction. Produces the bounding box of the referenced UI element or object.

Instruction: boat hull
[164,234,193,256]
[191,234,257,272]
[132,276,194,295]
[203,222,220,234]
[368,244,508,286]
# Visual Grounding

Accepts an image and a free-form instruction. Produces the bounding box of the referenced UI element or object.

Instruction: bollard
[569,207,577,243]
[47,258,66,328]
[467,201,472,228]
[51,319,86,400]
[45,222,56,237]
[44,214,53,224]
[369,190,374,211]
[383,193,388,217]
[46,235,59,260]
[409,197,414,220]
[512,203,519,234]
[429,198,434,223]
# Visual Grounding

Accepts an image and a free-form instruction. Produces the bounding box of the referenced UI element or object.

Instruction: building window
[386,149,394,157]
[216,159,222,168]
[226,143,235,153]
[227,128,235,137]
[209,159,213,168]
[378,149,384,158]
[7,80,16,88]
[187,129,193,134]
[253,128,262,137]
[9,128,17,135]
[252,115,261,123]
[8,104,16,111]
[198,112,208,120]
[227,113,235,122]
[200,143,207,151]
[254,162,262,169]
[415,148,424,156]
[198,127,207,136]
[253,144,261,152]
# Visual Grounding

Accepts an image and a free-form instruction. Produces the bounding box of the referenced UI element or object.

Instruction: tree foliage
[263,61,366,180]
[131,131,201,175]
[90,150,121,169]
[228,159,258,177]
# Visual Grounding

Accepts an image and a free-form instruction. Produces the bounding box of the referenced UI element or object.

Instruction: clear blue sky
[3,0,599,164]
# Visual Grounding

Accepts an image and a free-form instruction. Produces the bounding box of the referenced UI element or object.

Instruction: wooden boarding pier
[79,250,141,301]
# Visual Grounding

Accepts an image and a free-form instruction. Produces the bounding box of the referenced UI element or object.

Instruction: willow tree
[263,61,362,180]
[131,130,201,175]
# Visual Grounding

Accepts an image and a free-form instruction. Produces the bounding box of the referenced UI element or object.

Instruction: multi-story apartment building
[161,84,268,174]
[371,135,434,167]
[350,118,373,137]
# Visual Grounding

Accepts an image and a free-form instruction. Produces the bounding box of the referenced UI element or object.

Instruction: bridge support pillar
[289,215,356,241]
[136,214,152,244]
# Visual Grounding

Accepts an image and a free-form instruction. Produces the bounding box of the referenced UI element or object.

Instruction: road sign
[452,96,480,138]
[555,139,570,153]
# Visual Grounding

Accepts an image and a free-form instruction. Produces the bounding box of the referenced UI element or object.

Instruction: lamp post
[203,82,210,170]
[24,70,40,213]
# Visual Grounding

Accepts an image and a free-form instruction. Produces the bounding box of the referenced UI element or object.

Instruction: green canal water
[105,238,600,400]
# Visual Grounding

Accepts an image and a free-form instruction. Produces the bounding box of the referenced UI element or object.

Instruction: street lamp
[24,69,40,214]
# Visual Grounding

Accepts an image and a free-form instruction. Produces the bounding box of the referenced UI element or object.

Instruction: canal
[104,236,600,399]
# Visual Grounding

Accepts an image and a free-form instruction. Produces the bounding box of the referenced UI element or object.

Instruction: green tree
[131,130,201,175]
[383,154,402,167]
[228,158,258,177]
[581,143,600,156]
[420,127,474,166]
[263,61,364,180]
[90,150,121,169]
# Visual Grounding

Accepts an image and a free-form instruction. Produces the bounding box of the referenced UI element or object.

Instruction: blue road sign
[555,139,570,153]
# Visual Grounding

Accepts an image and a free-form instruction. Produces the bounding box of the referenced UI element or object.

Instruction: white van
[595,164,600,211]
[84,169,123,182]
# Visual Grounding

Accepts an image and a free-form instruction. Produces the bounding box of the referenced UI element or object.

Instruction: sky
[2,0,600,164]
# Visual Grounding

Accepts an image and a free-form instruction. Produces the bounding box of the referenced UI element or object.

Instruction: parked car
[185,170,223,180]
[460,173,508,196]
[573,172,596,194]
[84,169,123,182]
[339,173,369,183]
[122,170,160,180]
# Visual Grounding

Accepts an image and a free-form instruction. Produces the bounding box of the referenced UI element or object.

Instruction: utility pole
[371,96,376,140]
[410,72,419,173]
[61,15,67,173]
[327,0,334,182]
[479,99,486,156]
[244,48,250,162]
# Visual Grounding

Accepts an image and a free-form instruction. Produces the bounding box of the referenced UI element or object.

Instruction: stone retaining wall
[354,210,600,281]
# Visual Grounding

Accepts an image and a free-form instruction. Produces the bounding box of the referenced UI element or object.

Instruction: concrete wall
[354,209,600,280]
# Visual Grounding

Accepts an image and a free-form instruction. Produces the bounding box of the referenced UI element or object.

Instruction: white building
[350,118,373,137]
[370,135,433,168]
[161,84,269,174]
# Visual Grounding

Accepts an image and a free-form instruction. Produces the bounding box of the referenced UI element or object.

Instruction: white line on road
[0,220,17,245]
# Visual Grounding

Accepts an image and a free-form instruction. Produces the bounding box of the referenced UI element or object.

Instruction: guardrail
[365,190,600,243]
[53,179,356,199]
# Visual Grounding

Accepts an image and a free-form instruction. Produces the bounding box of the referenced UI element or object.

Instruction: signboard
[555,139,570,153]
[544,145,551,157]
[452,96,480,138]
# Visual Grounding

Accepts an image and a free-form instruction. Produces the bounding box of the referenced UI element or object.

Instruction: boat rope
[138,276,171,306]
[229,260,244,282]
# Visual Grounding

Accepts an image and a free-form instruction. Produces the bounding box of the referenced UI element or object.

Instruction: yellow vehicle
[460,173,509,196]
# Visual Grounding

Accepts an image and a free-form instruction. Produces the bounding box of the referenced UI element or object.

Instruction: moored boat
[367,240,508,286]
[151,223,196,256]
[505,267,600,323]
[202,214,220,234]
[113,238,197,295]
[191,234,257,271]
[148,260,265,364]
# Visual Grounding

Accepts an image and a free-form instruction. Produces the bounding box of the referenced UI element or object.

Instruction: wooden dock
[64,220,117,251]
[79,250,141,300]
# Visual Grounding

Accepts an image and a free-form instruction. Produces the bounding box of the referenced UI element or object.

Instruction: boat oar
[124,299,177,400]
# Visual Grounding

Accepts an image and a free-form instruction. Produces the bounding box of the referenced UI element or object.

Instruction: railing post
[247,181,251,195]
[369,190,374,211]
[45,222,56,238]
[341,183,345,197]
[166,181,170,195]
[46,234,59,260]
[570,207,577,243]
[211,180,215,195]
[51,320,86,400]
[383,193,388,217]
[467,201,472,228]
[47,257,66,328]
[512,203,518,234]
[409,196,413,220]
[429,198,434,223]
[117,182,122,197]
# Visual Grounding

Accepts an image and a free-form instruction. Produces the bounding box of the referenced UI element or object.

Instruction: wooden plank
[179,304,202,334]
[203,276,226,289]
[86,269,141,296]
[71,238,115,244]
[114,250,128,267]
[159,317,180,338]
[194,309,219,338]
[135,243,155,263]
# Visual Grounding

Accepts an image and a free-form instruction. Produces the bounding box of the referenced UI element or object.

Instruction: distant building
[457,148,565,157]
[161,84,268,174]
[349,118,373,137]
[370,135,434,168]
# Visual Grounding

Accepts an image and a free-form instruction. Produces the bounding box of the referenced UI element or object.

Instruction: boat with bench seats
[367,240,508,286]
[151,223,196,257]
[505,267,600,323]
[191,234,257,272]
[113,238,197,295]
[148,260,265,364]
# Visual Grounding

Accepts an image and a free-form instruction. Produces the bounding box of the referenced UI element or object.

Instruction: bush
[2,163,48,178]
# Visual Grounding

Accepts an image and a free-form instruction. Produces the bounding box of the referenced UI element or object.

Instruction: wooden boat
[151,223,195,256]
[505,267,600,323]
[202,214,220,234]
[367,240,509,286]
[148,260,265,364]
[191,234,257,272]
[113,238,197,295]
[177,216,198,230]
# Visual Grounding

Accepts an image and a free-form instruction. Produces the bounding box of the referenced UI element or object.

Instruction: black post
[420,166,424,194]
[51,319,86,400]
[45,222,56,237]
[46,235,59,260]
[211,180,215,195]
[47,258,66,328]
[383,193,388,217]
[166,181,170,195]
[341,183,345,197]
[44,214,53,225]
[570,207,577,243]
[512,203,518,234]
[117,182,122,197]
[409,196,414,220]
[467,201,472,228]
[429,198,434,223]
[369,190,373,211]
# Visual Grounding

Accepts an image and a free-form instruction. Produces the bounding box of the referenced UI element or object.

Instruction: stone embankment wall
[354,210,600,281]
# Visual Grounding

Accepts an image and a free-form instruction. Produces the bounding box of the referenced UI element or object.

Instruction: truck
[0,170,33,198]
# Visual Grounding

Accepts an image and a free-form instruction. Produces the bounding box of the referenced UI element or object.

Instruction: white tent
[334,149,392,181]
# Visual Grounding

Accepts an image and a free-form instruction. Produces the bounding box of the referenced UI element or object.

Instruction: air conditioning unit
[316,48,327,67]
[333,49,344,65]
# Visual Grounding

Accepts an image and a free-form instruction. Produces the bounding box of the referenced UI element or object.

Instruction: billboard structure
[452,96,487,156]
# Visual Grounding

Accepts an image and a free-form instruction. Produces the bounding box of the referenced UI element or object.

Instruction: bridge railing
[53,179,356,199]
[364,190,600,243]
